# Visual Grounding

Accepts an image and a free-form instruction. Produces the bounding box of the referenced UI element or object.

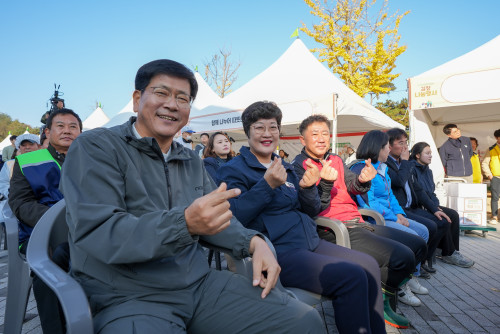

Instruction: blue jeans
[385,218,429,277]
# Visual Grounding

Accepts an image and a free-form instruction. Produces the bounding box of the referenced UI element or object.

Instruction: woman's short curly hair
[241,101,282,137]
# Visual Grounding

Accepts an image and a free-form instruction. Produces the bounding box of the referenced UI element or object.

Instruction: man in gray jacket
[60,59,324,333]
[439,124,473,183]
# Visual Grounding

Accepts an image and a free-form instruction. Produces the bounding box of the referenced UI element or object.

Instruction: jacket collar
[413,160,429,172]
[47,144,65,163]
[115,116,192,162]
[239,146,293,171]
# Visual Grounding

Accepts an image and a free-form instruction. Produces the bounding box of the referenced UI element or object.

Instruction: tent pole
[409,109,415,147]
[332,93,338,153]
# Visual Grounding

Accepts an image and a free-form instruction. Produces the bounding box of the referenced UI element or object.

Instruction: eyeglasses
[145,86,193,109]
[251,124,280,135]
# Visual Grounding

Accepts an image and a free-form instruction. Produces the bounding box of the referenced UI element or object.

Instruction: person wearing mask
[0,134,41,221]
[203,132,232,184]
[175,125,195,149]
[410,142,474,267]
[439,124,474,183]
[481,130,500,224]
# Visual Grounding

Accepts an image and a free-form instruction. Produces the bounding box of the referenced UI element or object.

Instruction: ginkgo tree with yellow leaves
[302,0,409,98]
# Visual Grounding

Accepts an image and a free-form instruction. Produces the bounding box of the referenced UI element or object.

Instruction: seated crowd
[2,59,479,334]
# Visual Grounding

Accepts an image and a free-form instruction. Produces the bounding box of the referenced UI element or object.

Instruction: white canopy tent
[408,34,500,190]
[188,39,404,157]
[82,107,110,131]
[0,133,13,152]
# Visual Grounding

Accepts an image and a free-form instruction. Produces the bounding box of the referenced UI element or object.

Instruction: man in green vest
[481,129,500,225]
[9,108,82,334]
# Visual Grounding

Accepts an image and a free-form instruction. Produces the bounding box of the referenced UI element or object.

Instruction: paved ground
[0,223,499,334]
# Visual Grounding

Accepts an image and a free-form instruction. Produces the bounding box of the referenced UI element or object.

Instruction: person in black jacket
[202,132,233,184]
[410,142,474,268]
[386,128,449,276]
[9,108,82,334]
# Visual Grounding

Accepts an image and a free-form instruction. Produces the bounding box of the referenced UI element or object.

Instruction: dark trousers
[318,224,427,291]
[405,208,449,262]
[436,206,461,256]
[20,241,69,334]
[318,225,425,291]
[491,177,500,217]
[278,240,385,334]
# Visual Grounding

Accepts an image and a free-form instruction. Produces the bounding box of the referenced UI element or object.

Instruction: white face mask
[186,135,192,141]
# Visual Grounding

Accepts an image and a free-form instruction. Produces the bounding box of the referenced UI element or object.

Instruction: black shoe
[421,263,436,273]
[418,270,431,279]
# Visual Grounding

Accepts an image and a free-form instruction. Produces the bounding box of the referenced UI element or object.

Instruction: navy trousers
[277,240,385,334]
[405,208,449,262]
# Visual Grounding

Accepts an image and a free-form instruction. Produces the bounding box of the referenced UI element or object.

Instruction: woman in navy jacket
[410,142,474,268]
[202,132,233,184]
[217,101,385,334]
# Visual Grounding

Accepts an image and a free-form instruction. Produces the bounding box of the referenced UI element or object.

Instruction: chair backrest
[27,199,94,334]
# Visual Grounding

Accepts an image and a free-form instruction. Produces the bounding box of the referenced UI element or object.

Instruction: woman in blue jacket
[203,132,233,184]
[351,130,429,308]
[218,102,385,334]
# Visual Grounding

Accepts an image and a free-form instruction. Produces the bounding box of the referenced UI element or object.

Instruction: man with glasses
[439,124,474,183]
[60,59,324,333]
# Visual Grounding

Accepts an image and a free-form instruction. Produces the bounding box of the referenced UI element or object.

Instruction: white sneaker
[490,217,498,225]
[398,283,421,306]
[408,277,429,295]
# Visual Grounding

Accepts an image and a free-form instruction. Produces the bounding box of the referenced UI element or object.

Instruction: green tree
[375,97,408,128]
[302,0,409,98]
[0,112,40,138]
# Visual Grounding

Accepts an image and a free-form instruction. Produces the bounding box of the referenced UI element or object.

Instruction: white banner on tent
[189,100,317,133]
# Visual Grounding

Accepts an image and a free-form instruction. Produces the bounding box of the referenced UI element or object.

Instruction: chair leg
[4,260,33,334]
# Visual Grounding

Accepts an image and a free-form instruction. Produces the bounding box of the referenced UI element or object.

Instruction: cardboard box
[445,183,486,198]
[447,197,484,212]
[458,211,486,226]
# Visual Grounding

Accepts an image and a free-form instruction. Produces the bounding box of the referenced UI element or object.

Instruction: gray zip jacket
[438,136,473,177]
[60,117,259,328]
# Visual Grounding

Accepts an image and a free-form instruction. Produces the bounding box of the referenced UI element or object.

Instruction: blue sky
[1,0,498,127]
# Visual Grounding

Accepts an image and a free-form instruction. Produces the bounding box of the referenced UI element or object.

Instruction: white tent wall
[82,107,110,131]
[0,134,12,152]
[408,34,500,203]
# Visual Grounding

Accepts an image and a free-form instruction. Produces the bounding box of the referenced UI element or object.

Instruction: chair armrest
[27,201,93,334]
[29,257,94,334]
[199,236,275,278]
[358,208,385,226]
[315,217,351,248]
[199,237,296,297]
